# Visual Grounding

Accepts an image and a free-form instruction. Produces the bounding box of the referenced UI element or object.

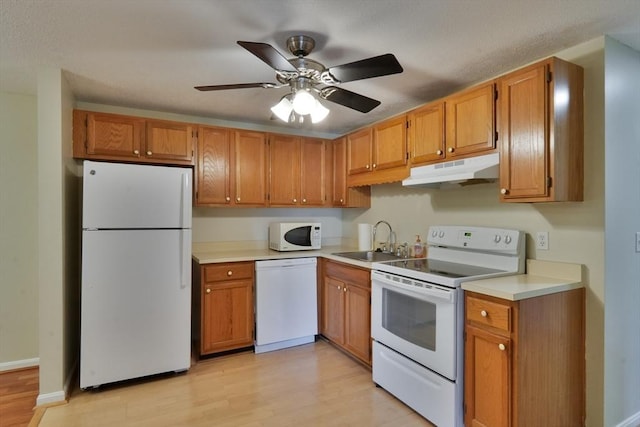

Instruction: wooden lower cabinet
[193,261,254,356]
[320,259,371,365]
[464,289,585,427]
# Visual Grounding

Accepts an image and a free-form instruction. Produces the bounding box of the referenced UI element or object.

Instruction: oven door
[371,270,458,380]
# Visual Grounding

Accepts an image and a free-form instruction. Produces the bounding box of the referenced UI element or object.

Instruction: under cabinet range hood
[402,152,500,187]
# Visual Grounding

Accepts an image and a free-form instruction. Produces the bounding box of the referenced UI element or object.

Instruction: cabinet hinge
[406,120,410,129]
[547,70,553,83]
[406,151,409,160]
[192,130,198,138]
[495,131,499,142]
[547,176,553,188]
[495,89,499,101]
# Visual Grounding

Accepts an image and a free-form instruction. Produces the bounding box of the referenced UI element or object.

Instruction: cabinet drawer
[203,262,254,282]
[466,296,511,332]
[325,261,370,287]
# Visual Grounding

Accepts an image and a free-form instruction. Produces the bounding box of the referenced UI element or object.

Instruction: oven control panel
[427,225,524,254]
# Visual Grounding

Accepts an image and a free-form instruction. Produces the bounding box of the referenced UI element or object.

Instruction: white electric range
[370,225,525,427]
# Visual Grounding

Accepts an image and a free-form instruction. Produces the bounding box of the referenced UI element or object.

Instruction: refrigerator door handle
[181,172,190,228]
[180,232,189,289]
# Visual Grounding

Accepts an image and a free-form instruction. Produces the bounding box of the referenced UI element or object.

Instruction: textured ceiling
[1,0,639,137]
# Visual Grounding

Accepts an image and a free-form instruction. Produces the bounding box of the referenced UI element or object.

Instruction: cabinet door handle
[436,150,443,155]
[227,270,233,276]
[146,150,153,156]
[133,149,140,155]
[500,188,509,195]
[236,197,241,202]
[481,310,488,317]
[372,163,377,168]
[206,288,211,294]
[225,196,231,202]
[293,198,297,203]
[343,287,347,292]
[447,147,454,153]
[302,198,307,203]
[498,343,506,351]
[337,285,341,290]
[339,198,344,204]
[365,164,370,169]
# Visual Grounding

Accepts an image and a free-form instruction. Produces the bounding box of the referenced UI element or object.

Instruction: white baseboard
[35,359,77,407]
[36,390,66,406]
[617,411,640,427]
[0,357,39,372]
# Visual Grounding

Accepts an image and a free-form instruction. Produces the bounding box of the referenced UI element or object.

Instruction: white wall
[343,38,606,426]
[604,36,640,427]
[0,92,39,368]
[192,207,344,245]
[36,68,79,405]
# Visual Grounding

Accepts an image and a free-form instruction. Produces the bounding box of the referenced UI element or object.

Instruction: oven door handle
[372,271,455,303]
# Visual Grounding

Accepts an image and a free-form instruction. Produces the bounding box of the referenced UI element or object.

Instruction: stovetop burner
[383,258,506,279]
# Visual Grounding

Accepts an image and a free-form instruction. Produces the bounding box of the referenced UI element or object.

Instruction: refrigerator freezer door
[80,229,191,388]
[83,160,192,229]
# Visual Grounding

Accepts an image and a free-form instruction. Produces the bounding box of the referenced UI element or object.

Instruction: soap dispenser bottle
[414,235,424,258]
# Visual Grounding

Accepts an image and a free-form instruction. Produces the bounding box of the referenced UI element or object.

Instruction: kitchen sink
[332,251,401,262]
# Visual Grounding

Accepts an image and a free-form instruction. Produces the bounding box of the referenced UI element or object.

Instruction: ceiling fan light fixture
[292,90,316,115]
[310,100,329,123]
[270,96,293,122]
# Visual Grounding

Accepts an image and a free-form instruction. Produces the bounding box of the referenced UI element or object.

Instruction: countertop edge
[192,246,374,270]
[461,259,584,301]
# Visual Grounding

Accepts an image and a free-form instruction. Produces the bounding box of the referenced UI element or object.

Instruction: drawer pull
[481,310,488,317]
[498,343,506,351]
[206,288,211,294]
[227,270,233,276]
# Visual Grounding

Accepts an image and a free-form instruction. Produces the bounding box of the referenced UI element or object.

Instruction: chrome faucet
[373,220,394,253]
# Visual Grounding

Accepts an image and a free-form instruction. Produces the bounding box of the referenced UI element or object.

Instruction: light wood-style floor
[36,340,433,426]
[0,366,39,427]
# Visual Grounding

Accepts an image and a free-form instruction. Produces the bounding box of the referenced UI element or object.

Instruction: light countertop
[461,259,584,301]
[192,244,376,270]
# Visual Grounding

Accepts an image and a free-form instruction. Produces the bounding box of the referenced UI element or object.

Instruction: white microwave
[269,222,321,251]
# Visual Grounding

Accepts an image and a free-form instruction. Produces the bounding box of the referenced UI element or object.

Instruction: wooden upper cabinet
[195,126,231,206]
[145,119,194,163]
[300,138,327,206]
[445,82,496,158]
[347,128,373,175]
[233,130,268,206]
[408,101,446,165]
[373,115,408,171]
[269,134,301,206]
[73,110,194,166]
[331,138,371,208]
[76,110,144,160]
[269,135,327,207]
[346,116,409,187]
[498,57,584,202]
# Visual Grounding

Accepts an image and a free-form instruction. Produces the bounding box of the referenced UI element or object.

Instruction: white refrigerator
[80,160,192,389]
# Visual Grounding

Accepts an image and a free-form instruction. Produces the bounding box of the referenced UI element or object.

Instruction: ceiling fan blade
[327,53,403,83]
[194,82,279,91]
[320,87,381,113]
[237,41,298,72]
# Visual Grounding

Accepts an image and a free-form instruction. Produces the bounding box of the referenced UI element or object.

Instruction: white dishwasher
[255,257,318,354]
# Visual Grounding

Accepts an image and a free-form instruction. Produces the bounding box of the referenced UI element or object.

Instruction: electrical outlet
[536,231,549,250]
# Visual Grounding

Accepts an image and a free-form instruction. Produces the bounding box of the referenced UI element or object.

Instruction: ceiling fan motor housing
[287,35,315,57]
